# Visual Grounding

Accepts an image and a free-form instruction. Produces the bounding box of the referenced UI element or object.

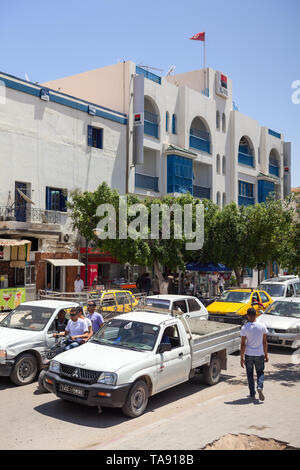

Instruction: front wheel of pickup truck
[10,353,38,386]
[203,357,221,386]
[122,380,149,418]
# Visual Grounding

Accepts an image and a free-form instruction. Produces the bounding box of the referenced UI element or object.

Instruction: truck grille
[60,364,101,384]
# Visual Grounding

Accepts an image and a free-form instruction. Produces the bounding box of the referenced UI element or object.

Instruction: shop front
[0,239,31,311]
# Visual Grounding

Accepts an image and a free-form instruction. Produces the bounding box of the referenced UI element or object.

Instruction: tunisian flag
[189,32,205,41]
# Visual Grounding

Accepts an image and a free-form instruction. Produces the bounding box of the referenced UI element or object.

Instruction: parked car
[145,294,208,319]
[0,300,80,385]
[257,298,300,349]
[87,290,139,315]
[44,310,241,417]
[207,288,273,324]
[258,275,300,300]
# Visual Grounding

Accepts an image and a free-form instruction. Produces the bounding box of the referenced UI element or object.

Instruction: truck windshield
[0,305,55,331]
[219,291,252,303]
[258,284,285,297]
[264,301,300,318]
[92,319,160,351]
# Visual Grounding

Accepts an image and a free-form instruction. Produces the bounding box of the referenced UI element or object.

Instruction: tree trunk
[235,269,244,287]
[153,260,166,294]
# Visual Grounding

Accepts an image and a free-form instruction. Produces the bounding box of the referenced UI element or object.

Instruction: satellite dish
[166,65,176,77]
[16,189,35,205]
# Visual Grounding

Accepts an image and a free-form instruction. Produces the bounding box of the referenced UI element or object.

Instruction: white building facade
[43,61,291,208]
[0,71,127,294]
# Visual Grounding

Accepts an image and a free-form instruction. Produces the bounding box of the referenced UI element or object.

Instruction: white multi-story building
[43,61,291,207]
[0,62,292,296]
[0,71,127,295]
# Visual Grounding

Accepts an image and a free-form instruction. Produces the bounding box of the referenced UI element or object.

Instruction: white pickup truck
[45,310,241,417]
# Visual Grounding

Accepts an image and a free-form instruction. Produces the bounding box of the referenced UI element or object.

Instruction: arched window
[144,96,159,139]
[216,154,221,174]
[172,114,177,134]
[189,117,211,154]
[222,113,226,132]
[216,191,221,207]
[166,111,169,132]
[238,136,254,167]
[269,149,280,177]
[216,110,220,130]
[222,156,226,175]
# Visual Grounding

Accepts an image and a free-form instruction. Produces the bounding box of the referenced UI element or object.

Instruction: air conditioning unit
[59,233,72,244]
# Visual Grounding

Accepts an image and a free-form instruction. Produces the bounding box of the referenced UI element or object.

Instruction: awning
[0,239,31,246]
[46,259,85,267]
[0,239,31,268]
[186,262,231,272]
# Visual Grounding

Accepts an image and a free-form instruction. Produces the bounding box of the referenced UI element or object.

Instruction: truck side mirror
[157,343,172,354]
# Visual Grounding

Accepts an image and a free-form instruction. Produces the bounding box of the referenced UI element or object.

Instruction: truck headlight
[49,360,61,374]
[0,350,7,363]
[97,372,117,385]
[287,327,300,334]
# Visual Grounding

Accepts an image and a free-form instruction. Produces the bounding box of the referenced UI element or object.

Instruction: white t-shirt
[66,318,88,339]
[240,321,268,356]
[82,317,92,331]
[74,279,84,292]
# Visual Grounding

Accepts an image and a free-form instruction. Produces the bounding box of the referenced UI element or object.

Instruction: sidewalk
[94,351,300,450]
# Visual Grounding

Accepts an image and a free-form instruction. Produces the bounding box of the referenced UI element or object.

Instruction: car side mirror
[157,343,172,354]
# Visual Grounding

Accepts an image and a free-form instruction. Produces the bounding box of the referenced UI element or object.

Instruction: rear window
[146,299,170,310]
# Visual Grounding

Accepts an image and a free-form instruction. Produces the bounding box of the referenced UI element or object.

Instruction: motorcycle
[38,335,68,393]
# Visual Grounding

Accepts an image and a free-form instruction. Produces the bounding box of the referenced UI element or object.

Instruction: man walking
[240,308,268,401]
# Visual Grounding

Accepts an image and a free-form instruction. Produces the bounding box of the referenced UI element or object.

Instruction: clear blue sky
[1,0,299,187]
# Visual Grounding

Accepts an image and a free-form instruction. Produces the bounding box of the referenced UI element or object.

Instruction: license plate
[59,384,84,397]
[267,335,280,343]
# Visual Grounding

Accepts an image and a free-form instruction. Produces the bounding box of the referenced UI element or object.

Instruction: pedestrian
[74,274,84,293]
[218,275,224,294]
[240,308,269,401]
[54,307,88,350]
[45,282,52,295]
[143,273,152,296]
[152,275,160,295]
[76,306,93,342]
[86,300,104,334]
[160,275,169,295]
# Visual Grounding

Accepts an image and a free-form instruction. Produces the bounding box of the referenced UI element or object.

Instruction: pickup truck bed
[185,319,241,369]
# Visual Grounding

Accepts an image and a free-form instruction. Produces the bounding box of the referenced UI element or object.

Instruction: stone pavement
[94,349,300,450]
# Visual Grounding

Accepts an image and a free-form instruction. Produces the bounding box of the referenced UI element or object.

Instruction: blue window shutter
[87,125,93,146]
[172,114,176,134]
[46,187,51,210]
[98,129,103,149]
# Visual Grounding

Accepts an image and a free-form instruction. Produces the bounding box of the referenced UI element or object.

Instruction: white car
[145,295,208,320]
[257,298,300,349]
[259,275,300,300]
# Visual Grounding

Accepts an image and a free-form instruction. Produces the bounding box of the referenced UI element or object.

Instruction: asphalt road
[0,346,299,450]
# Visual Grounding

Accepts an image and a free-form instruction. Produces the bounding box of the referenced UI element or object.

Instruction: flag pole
[203,36,206,93]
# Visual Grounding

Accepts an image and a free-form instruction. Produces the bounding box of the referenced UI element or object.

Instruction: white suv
[259,275,300,300]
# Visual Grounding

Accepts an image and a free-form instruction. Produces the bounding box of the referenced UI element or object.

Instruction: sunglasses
[88,304,95,307]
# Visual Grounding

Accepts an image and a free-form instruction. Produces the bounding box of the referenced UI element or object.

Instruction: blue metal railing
[269,163,279,177]
[268,129,281,139]
[144,110,159,138]
[136,66,161,85]
[238,152,254,167]
[189,128,211,154]
[193,185,211,199]
[238,196,254,206]
[135,173,159,192]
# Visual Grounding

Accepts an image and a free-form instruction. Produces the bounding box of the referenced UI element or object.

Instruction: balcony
[144,110,159,139]
[238,146,254,167]
[193,185,211,199]
[135,173,159,192]
[0,206,67,225]
[189,128,211,154]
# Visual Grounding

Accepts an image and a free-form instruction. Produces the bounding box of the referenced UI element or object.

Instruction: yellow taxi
[87,290,139,314]
[207,288,273,324]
